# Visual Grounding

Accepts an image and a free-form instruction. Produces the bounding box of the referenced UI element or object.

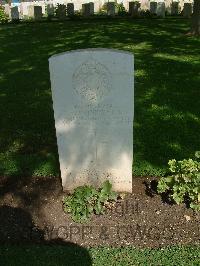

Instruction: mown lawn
[0,244,200,266]
[0,18,200,266]
[0,18,200,177]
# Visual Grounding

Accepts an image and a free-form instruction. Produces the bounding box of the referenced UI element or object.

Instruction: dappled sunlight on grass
[153,53,199,64]
[0,18,200,177]
[167,142,182,153]
[135,69,148,78]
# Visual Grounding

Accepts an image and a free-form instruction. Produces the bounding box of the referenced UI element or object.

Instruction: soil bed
[0,175,199,248]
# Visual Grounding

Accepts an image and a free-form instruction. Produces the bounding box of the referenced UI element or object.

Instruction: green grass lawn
[0,18,200,177]
[0,245,200,266]
[0,18,200,266]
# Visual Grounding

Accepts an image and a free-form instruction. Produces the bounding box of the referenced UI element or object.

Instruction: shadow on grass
[0,18,199,178]
[0,205,92,266]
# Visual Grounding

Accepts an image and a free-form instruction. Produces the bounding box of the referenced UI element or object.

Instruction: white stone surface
[72,1,82,11]
[129,1,140,16]
[57,4,66,19]
[11,6,19,20]
[20,2,29,16]
[107,2,115,16]
[82,2,94,15]
[3,0,192,16]
[49,49,134,192]
[67,3,74,15]
[93,1,101,13]
[47,4,55,16]
[28,5,35,18]
[150,1,157,14]
[89,2,94,14]
[140,0,149,10]
[171,1,179,15]
[82,3,90,15]
[183,3,192,18]
[34,6,43,20]
[157,2,165,17]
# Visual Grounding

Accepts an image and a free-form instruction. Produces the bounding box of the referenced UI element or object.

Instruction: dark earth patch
[0,175,199,247]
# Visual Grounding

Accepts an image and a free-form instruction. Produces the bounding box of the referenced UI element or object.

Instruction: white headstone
[150,1,157,14]
[183,3,192,18]
[34,6,42,20]
[129,1,140,16]
[157,2,165,18]
[47,4,55,17]
[82,3,89,16]
[89,2,94,14]
[11,6,19,20]
[49,49,134,192]
[57,4,66,19]
[67,3,74,16]
[107,2,115,16]
[171,1,179,15]
[82,3,94,16]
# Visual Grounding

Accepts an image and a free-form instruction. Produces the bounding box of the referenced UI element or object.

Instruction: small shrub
[157,152,200,211]
[0,6,8,24]
[63,180,118,223]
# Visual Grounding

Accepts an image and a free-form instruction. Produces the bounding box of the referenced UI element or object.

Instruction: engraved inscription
[61,103,132,126]
[72,59,111,104]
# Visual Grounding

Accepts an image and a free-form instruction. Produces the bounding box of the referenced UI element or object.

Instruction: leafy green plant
[0,6,8,24]
[63,180,117,223]
[157,152,200,211]
[94,180,117,215]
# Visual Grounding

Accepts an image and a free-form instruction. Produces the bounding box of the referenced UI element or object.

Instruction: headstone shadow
[0,205,92,265]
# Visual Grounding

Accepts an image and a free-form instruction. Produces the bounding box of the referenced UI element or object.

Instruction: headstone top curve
[49,48,133,61]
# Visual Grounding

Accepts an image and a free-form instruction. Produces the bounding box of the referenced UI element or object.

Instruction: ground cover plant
[63,180,117,222]
[0,18,199,178]
[158,151,200,210]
